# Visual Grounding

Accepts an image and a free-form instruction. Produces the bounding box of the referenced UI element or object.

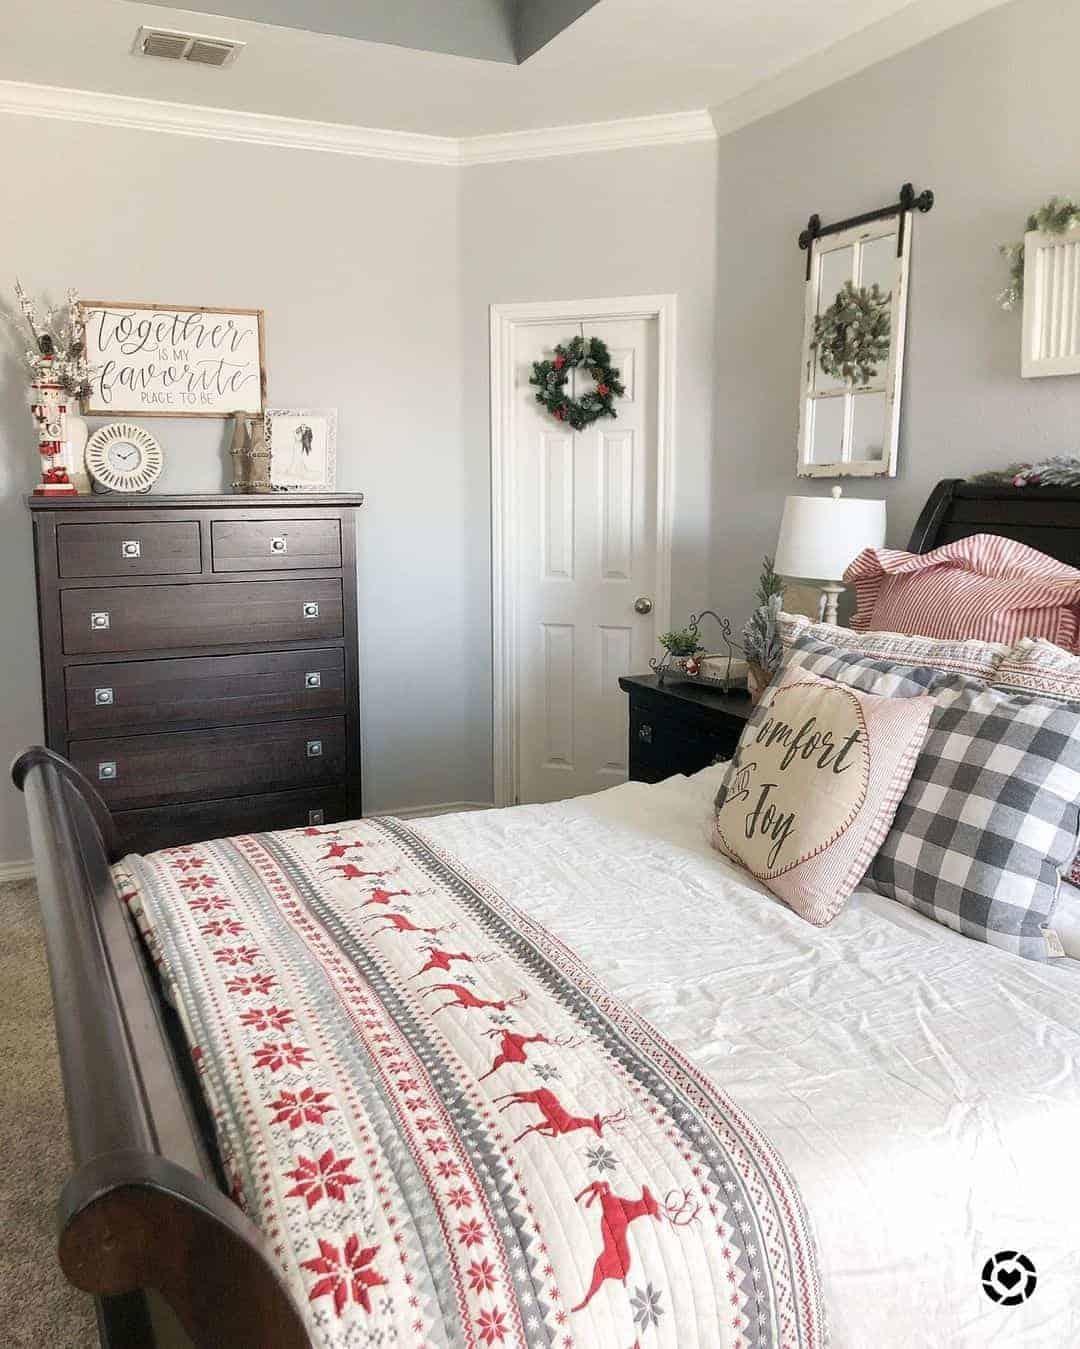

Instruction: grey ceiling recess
[128,0,601,64]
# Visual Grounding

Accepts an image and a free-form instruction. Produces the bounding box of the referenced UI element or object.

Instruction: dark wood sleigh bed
[13,477,1080,1348]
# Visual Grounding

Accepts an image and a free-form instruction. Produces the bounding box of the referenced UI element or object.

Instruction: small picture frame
[265,408,337,491]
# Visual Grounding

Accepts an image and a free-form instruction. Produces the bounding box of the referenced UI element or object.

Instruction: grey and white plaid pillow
[871,677,1079,961]
[781,630,1078,961]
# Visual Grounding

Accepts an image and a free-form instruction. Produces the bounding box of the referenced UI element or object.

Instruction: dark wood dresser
[618,674,752,783]
[29,494,364,854]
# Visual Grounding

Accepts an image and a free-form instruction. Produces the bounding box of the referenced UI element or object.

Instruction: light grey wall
[0,115,467,864]
[709,0,1080,629]
[460,140,720,775]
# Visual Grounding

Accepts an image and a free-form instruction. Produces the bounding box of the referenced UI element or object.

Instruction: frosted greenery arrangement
[998,196,1080,312]
[741,557,785,674]
[810,281,891,386]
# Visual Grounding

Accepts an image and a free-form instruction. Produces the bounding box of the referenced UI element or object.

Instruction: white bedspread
[415,769,1080,1349]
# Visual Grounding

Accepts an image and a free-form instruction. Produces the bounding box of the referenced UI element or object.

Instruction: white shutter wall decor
[1021,228,1080,378]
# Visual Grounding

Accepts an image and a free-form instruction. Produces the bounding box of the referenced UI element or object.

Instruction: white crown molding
[0,79,716,166]
[459,109,716,165]
[0,79,462,165]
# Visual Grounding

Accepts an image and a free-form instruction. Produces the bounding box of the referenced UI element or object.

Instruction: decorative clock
[85,423,164,494]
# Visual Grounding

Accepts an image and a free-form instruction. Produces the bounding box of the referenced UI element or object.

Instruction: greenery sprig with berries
[530,335,625,430]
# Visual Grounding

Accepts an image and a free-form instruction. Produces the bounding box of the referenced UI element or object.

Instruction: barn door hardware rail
[798,182,935,278]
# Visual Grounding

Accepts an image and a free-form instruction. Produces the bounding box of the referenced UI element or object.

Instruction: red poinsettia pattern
[285,1149,361,1210]
[253,1040,313,1074]
[269,1087,336,1131]
[302,1235,387,1317]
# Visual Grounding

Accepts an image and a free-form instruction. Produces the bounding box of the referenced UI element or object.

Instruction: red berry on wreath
[553,355,565,370]
[596,383,609,397]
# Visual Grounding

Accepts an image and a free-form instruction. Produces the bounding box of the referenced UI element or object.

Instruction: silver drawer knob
[307,739,323,757]
[270,535,288,554]
[308,809,325,826]
[94,687,114,706]
[638,723,653,743]
[98,761,117,781]
[121,539,141,559]
[90,611,110,631]
[303,602,320,618]
[305,672,322,689]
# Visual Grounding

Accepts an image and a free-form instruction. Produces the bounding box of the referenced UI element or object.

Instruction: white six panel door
[515,317,659,803]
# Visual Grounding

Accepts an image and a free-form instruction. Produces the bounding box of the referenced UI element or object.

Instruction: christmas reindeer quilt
[118,813,826,1349]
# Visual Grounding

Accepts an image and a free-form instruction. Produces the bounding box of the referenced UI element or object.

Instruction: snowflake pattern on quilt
[117,817,826,1349]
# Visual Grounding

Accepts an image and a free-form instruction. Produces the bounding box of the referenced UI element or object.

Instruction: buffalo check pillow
[871,675,1079,961]
[992,637,1080,887]
[712,666,933,926]
[779,621,1078,960]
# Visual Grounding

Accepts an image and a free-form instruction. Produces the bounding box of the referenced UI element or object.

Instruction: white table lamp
[774,486,886,624]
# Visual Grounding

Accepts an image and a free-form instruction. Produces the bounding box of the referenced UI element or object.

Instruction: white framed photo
[265,408,337,490]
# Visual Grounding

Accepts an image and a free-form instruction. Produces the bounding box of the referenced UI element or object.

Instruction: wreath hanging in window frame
[529,335,625,430]
[809,280,892,387]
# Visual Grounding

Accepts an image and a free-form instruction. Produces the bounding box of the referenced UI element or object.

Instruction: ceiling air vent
[133,27,244,68]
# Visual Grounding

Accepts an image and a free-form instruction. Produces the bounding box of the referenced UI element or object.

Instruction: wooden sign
[79,302,266,418]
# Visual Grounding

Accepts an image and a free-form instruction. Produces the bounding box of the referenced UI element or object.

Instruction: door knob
[634,596,653,615]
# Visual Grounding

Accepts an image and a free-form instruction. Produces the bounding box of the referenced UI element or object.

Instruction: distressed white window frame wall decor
[796,217,912,478]
[1021,228,1080,378]
[489,294,677,809]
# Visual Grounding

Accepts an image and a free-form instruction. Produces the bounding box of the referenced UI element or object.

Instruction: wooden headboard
[908,479,1080,568]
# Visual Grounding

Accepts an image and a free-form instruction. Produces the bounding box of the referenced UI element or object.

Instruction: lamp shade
[774,488,886,582]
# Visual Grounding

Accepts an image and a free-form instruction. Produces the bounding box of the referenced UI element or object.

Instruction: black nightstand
[618,674,753,784]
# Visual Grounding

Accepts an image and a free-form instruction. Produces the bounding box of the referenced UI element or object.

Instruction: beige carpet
[1,878,98,1346]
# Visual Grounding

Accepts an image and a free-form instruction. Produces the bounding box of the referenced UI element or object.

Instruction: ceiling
[0,0,1006,140]
[132,0,603,63]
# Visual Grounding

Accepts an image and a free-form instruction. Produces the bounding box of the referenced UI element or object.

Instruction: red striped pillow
[844,535,1080,648]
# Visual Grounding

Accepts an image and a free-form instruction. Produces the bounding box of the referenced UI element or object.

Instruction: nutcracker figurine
[29,339,79,496]
[12,282,93,495]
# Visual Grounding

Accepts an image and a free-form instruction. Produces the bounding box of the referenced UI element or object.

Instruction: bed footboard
[12,747,310,1348]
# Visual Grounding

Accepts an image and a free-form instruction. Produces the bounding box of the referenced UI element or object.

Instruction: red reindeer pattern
[319,840,368,861]
[409,946,496,979]
[478,1029,577,1081]
[571,1182,662,1312]
[327,863,392,883]
[365,913,454,937]
[421,983,526,1014]
[361,887,410,907]
[495,1089,626,1144]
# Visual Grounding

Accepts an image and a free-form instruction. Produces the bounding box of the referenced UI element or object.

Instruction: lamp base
[820,582,845,626]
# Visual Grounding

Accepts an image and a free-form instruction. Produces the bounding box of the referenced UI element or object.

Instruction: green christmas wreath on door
[530,336,625,430]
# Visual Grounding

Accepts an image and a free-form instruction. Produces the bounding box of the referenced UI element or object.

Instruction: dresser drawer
[70,716,347,810]
[211,518,342,572]
[61,578,343,654]
[114,786,349,854]
[65,648,346,733]
[57,520,201,578]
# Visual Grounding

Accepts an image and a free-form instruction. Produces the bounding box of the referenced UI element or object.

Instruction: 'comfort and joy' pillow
[712,666,932,926]
[844,534,1080,648]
